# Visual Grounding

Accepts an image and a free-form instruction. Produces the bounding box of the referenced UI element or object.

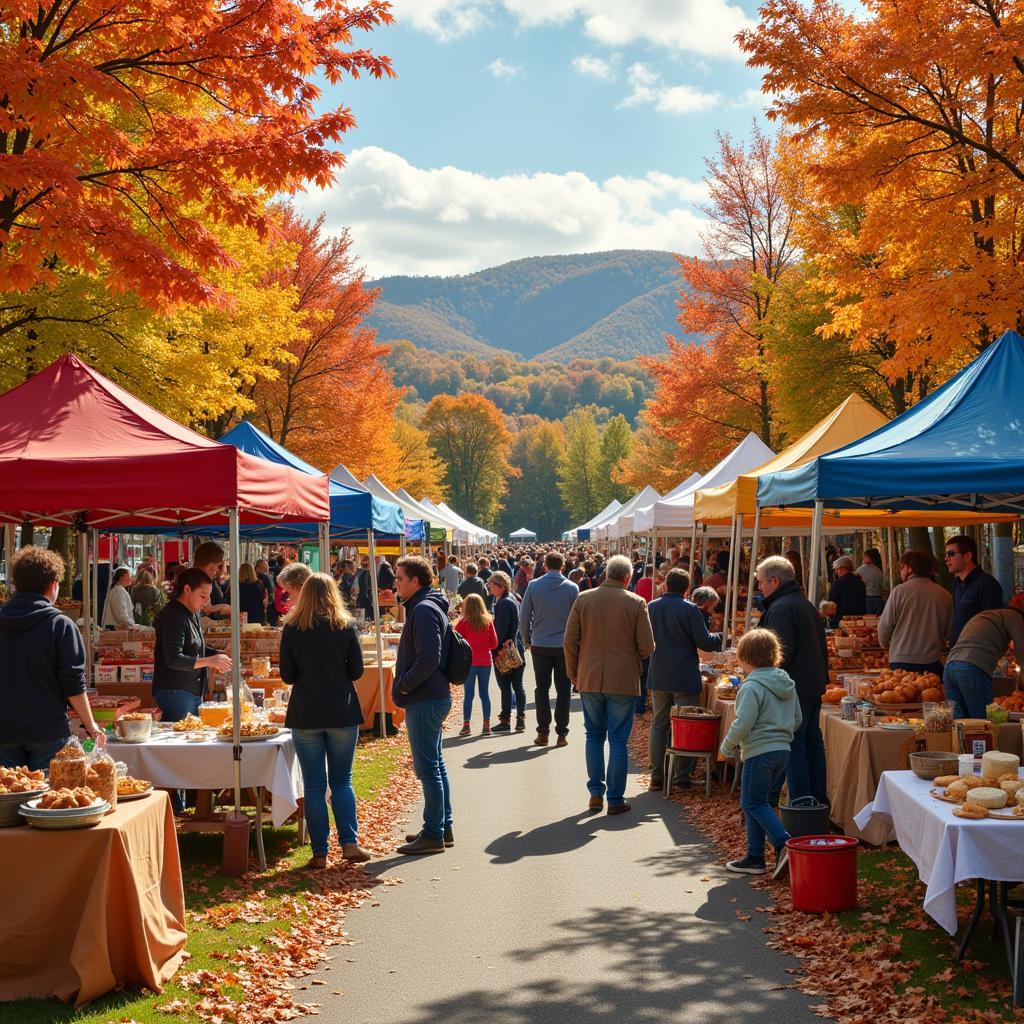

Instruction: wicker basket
[909,751,958,780]
[0,786,48,827]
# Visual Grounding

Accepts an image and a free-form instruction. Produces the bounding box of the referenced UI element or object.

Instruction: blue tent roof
[218,421,405,538]
[757,330,1024,514]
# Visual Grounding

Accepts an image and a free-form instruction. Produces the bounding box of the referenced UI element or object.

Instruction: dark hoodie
[0,592,86,743]
[393,587,452,708]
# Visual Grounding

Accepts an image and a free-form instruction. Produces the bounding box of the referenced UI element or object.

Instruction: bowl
[115,716,152,743]
[909,751,959,780]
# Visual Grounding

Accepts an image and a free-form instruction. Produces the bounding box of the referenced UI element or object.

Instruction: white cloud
[571,54,617,81]
[486,57,522,78]
[621,62,720,114]
[391,0,755,58]
[297,146,709,278]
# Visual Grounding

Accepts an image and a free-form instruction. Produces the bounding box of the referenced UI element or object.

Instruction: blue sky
[300,1,770,278]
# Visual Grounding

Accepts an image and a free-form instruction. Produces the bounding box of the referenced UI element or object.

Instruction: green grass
[832,848,1019,1018]
[0,734,409,1024]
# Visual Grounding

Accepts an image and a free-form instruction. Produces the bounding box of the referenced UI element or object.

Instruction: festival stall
[362,474,440,544]
[420,498,498,546]
[509,527,538,542]
[564,498,623,542]
[394,489,467,547]
[593,485,661,548]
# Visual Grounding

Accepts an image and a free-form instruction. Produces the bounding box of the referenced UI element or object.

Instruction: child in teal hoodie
[720,628,802,878]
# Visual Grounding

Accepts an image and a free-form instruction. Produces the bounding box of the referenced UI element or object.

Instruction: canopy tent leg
[820,533,829,604]
[886,527,897,590]
[744,505,762,627]
[367,530,387,739]
[723,515,738,644]
[228,508,243,817]
[732,514,745,641]
[808,501,824,606]
[90,529,100,643]
[318,522,330,576]
[688,520,697,582]
[3,524,13,587]
[79,530,92,687]
[797,535,806,590]
[400,535,407,558]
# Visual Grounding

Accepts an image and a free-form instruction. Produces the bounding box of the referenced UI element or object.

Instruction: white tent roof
[661,472,702,501]
[509,527,537,539]
[594,485,662,541]
[565,499,622,540]
[437,501,499,543]
[394,488,463,540]
[330,463,366,490]
[362,475,430,534]
[632,433,776,533]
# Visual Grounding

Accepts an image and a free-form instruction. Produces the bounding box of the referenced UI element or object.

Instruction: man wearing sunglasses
[944,534,1003,645]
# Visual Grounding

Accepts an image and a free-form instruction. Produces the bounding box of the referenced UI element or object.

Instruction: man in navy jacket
[646,570,722,789]
[945,534,1004,644]
[394,555,453,855]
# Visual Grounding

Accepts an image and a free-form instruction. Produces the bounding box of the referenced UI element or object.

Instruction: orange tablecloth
[356,663,403,727]
[0,791,186,1007]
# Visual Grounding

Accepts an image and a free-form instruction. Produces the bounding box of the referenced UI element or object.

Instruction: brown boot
[307,854,328,870]
[342,843,371,863]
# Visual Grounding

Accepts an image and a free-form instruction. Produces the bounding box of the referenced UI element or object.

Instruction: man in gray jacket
[877,550,951,674]
[520,551,579,746]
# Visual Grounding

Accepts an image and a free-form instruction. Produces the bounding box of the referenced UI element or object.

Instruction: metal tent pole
[79,530,92,687]
[229,508,243,815]
[723,515,738,644]
[688,520,698,580]
[744,505,762,626]
[886,527,897,590]
[808,501,825,606]
[318,522,330,575]
[367,530,387,739]
[3,524,13,587]
[797,535,806,590]
[90,529,100,638]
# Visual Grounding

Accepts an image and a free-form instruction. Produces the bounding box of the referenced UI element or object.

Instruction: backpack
[444,624,473,685]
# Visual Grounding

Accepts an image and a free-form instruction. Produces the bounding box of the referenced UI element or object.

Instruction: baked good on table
[954,804,989,819]
[966,787,1008,809]
[934,775,960,788]
[982,751,1020,781]
[116,776,151,796]
[0,766,46,793]
[172,714,204,732]
[38,786,97,809]
[946,780,970,801]
[1000,779,1024,798]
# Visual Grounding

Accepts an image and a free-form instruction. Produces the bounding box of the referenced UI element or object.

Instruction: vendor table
[108,730,301,870]
[0,792,186,1007]
[821,709,916,845]
[854,770,1024,968]
[358,662,403,727]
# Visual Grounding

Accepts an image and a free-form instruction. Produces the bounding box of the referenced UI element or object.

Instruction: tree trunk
[907,527,932,561]
[20,522,34,547]
[930,527,951,587]
[48,526,75,599]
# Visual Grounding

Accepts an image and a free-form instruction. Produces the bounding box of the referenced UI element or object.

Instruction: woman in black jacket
[487,572,527,733]
[279,572,368,868]
[234,562,267,625]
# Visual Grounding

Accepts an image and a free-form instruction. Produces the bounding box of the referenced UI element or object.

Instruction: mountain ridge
[366,249,699,362]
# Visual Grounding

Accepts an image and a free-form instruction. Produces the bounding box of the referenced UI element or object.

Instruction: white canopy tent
[362,474,433,545]
[613,473,701,537]
[329,462,366,490]
[419,497,497,545]
[395,488,464,543]
[563,499,622,542]
[594,485,662,544]
[508,527,537,541]
[437,501,499,544]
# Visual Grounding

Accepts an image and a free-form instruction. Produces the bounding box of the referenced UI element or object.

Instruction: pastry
[954,804,989,819]
[946,781,970,801]
[934,775,961,788]
[1000,779,1024,798]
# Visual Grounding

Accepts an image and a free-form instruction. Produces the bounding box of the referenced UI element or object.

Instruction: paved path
[320,664,817,1024]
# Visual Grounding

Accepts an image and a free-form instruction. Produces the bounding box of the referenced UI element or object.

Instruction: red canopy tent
[0,354,328,528]
[0,355,330,869]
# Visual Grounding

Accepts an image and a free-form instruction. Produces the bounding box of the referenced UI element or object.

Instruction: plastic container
[670,710,722,752]
[787,835,859,913]
[780,797,831,838]
[840,695,858,721]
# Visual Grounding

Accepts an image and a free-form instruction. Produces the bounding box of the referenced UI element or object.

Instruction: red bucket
[786,835,858,913]
[670,711,721,752]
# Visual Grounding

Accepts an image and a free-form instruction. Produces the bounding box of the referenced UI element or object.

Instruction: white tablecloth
[108,731,302,827]
[854,770,1024,934]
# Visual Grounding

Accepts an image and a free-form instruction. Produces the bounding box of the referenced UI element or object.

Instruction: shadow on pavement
[461,745,552,769]
[391,903,812,1024]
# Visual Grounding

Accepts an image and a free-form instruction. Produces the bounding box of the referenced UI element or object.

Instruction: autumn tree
[0,1,394,311]
[557,407,602,524]
[742,0,1024,366]
[248,207,400,476]
[387,417,448,504]
[616,409,691,493]
[422,394,515,528]
[500,419,569,540]
[639,125,797,468]
[595,415,633,507]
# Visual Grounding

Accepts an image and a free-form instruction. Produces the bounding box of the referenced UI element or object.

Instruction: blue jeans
[636,658,650,714]
[741,750,790,860]
[0,736,67,772]
[154,689,201,813]
[866,596,885,615]
[291,727,360,854]
[580,692,635,807]
[943,661,992,720]
[462,666,492,721]
[405,697,453,840]
[787,699,827,804]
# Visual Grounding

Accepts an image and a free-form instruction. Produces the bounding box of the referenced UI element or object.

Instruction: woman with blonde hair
[279,572,368,868]
[454,592,498,737]
[234,562,266,626]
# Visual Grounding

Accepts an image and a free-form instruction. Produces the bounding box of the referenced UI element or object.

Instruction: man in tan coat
[564,554,655,815]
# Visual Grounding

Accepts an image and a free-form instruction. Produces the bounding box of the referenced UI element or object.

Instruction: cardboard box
[120,664,142,683]
[94,664,119,683]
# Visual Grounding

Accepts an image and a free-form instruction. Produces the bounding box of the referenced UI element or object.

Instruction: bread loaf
[1000,779,1024,798]
[946,781,970,801]
[981,751,1019,781]
[966,786,1009,809]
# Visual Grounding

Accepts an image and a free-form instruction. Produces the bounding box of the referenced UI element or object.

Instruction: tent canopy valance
[757,331,1024,516]
[0,357,329,528]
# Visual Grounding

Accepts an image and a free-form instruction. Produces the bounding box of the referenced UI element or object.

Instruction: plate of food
[216,721,281,742]
[20,787,109,828]
[930,772,1024,819]
[171,714,205,733]
[116,776,154,801]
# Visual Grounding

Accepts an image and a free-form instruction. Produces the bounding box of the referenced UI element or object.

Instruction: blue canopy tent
[757,329,1024,600]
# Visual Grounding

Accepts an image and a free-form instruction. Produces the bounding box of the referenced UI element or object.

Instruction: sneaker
[397,834,446,856]
[772,844,790,881]
[726,856,767,875]
[481,720,491,736]
[406,828,454,848]
[515,718,526,732]
[491,721,512,733]
[458,723,471,737]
